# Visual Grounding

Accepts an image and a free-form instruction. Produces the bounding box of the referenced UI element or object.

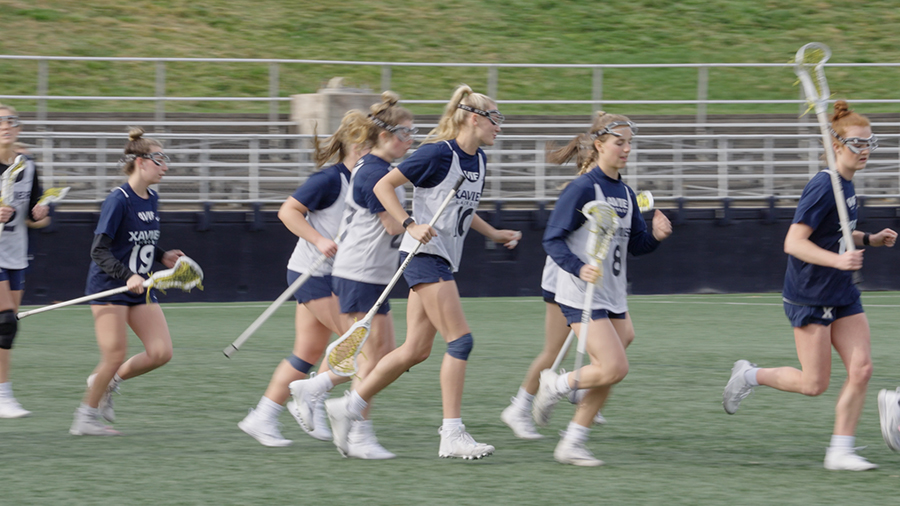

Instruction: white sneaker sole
[438,449,494,460]
[0,409,31,419]
[237,420,292,448]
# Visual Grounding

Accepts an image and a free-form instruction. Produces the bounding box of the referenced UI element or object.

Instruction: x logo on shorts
[822,307,834,319]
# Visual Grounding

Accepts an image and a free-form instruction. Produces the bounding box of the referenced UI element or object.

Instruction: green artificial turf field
[4,293,900,505]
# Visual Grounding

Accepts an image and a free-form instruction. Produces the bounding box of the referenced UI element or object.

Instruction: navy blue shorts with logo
[542,289,556,304]
[332,276,390,315]
[0,268,25,291]
[401,253,454,289]
[287,270,333,304]
[558,302,626,326]
[783,298,864,328]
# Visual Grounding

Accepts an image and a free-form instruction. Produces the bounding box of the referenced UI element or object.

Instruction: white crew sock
[744,367,760,386]
[347,390,368,417]
[513,387,534,410]
[829,435,855,451]
[442,418,463,432]
[563,421,590,443]
[556,372,574,394]
[0,381,12,398]
[256,396,284,421]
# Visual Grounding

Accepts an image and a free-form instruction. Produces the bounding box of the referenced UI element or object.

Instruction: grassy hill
[3,0,900,115]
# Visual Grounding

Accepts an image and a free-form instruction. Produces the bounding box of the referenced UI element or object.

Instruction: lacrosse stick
[17,255,203,319]
[37,186,70,206]
[225,240,338,358]
[0,155,28,242]
[794,42,860,283]
[551,192,652,372]
[571,200,619,390]
[325,175,466,377]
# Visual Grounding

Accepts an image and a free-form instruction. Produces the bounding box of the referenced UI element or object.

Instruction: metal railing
[5,55,900,208]
[6,55,900,123]
[18,125,900,208]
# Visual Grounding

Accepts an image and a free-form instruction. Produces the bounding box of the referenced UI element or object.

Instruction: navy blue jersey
[399,140,485,189]
[85,184,160,296]
[543,167,658,277]
[783,170,859,306]
[291,163,350,212]
[351,154,392,214]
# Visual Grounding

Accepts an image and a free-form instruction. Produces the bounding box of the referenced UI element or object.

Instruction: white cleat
[823,448,878,471]
[877,388,900,452]
[0,396,31,418]
[723,359,756,415]
[438,425,494,459]
[288,378,316,431]
[533,369,566,427]
[346,420,396,460]
[87,374,117,423]
[566,389,607,425]
[69,408,121,436]
[501,400,543,440]
[554,435,604,467]
[238,409,292,447]
[325,393,363,457]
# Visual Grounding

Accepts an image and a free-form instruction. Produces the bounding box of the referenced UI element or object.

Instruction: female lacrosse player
[326,84,521,460]
[297,91,415,459]
[501,143,616,439]
[531,112,671,466]
[501,257,606,439]
[69,127,185,436]
[723,101,897,471]
[238,110,370,447]
[0,105,50,419]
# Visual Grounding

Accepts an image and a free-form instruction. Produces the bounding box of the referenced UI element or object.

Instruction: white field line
[19,293,900,313]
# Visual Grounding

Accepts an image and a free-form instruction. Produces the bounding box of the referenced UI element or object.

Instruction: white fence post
[249,137,259,201]
[37,60,48,129]
[96,137,106,201]
[155,61,166,129]
[717,137,728,198]
[592,67,603,114]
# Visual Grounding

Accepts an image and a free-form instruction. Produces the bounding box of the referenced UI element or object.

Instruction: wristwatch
[402,217,415,229]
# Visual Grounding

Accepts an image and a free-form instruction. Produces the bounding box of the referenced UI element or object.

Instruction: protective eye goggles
[119,152,171,167]
[830,128,878,154]
[457,104,505,126]
[592,121,638,138]
[0,115,20,128]
[370,116,418,142]
[387,125,418,142]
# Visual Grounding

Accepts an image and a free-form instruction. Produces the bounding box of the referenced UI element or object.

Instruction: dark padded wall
[22,204,900,306]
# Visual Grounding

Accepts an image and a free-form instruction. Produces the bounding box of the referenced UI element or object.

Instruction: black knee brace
[0,310,18,350]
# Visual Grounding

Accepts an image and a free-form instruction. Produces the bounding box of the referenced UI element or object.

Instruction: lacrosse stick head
[635,190,654,213]
[794,42,832,114]
[581,200,619,262]
[148,255,204,292]
[37,187,70,206]
[326,320,371,377]
[0,155,27,204]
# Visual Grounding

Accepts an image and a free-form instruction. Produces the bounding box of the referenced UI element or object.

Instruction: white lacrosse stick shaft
[224,252,330,358]
[327,175,466,376]
[794,42,855,254]
[17,256,201,319]
[550,330,576,372]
